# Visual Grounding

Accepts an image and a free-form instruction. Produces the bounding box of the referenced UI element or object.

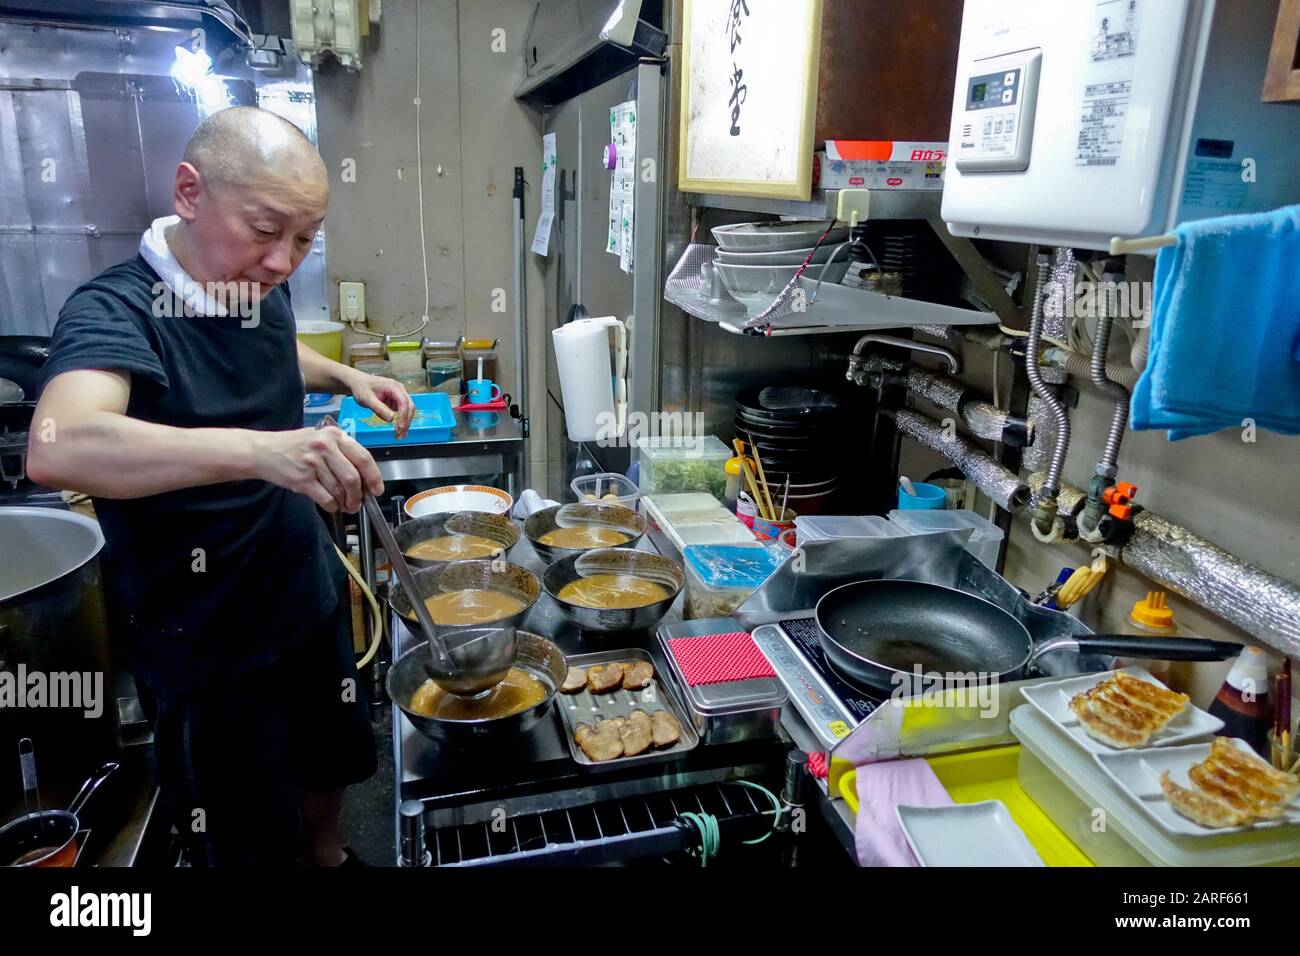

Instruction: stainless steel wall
[0,16,331,337]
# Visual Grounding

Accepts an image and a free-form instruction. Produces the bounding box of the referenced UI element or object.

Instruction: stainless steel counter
[389,527,791,865]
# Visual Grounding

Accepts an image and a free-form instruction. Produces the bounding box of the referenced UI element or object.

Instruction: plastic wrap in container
[683,544,785,620]
[642,493,759,551]
[887,509,1005,569]
[794,514,903,545]
[635,435,731,500]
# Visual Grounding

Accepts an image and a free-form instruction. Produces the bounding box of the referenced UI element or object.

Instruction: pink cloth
[853,759,954,867]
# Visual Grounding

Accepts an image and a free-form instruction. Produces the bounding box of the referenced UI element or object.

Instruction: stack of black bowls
[733,385,842,515]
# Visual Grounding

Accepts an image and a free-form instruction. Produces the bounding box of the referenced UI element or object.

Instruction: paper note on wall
[531,132,557,256]
[606,100,637,258]
[619,200,634,273]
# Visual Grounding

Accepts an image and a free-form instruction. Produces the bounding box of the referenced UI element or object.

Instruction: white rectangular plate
[1094,737,1300,837]
[1020,666,1222,753]
[895,801,1044,867]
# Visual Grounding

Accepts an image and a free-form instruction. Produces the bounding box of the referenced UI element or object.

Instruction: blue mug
[466,378,502,405]
[897,481,947,510]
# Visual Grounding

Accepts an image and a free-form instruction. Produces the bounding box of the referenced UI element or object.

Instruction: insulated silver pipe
[1025,473,1300,656]
[902,368,1032,446]
[891,408,1031,512]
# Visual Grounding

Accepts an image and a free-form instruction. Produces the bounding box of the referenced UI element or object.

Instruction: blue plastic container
[339,391,455,447]
[897,481,947,510]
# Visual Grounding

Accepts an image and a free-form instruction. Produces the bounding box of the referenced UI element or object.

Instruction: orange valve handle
[1103,481,1138,520]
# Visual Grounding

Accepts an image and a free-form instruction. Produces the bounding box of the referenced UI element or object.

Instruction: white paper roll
[552,317,624,442]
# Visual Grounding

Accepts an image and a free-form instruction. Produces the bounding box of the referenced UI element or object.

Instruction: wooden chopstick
[732,439,771,520]
[751,442,777,520]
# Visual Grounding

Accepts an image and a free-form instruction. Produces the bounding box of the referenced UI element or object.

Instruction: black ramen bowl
[542,547,684,637]
[387,631,566,745]
[392,510,521,568]
[523,503,647,565]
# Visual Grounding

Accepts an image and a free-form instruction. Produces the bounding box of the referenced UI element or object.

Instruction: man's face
[183,170,328,299]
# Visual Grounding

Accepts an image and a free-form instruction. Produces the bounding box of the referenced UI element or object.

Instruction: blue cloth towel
[1131,205,1300,440]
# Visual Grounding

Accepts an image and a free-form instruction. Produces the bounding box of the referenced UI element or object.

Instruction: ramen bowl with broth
[523,503,647,565]
[543,548,684,637]
[387,631,566,745]
[390,559,541,644]
[392,511,521,567]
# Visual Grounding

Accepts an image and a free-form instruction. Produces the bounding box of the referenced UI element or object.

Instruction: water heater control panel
[954,49,1041,173]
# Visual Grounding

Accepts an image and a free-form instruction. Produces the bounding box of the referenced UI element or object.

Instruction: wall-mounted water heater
[941,0,1300,250]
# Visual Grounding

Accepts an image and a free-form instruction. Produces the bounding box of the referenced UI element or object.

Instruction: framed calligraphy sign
[678,0,823,199]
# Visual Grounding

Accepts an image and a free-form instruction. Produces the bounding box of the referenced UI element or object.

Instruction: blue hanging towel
[1131,205,1300,439]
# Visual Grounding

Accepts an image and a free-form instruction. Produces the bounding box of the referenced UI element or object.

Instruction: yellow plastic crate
[838,745,1093,867]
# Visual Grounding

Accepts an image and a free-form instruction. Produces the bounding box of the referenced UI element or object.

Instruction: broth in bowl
[556,574,669,610]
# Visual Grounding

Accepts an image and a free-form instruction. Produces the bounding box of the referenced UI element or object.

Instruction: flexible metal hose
[1024,255,1070,504]
[1042,347,1140,390]
[1090,274,1130,478]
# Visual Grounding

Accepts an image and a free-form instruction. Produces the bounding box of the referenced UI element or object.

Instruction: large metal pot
[0,508,120,795]
[386,632,566,745]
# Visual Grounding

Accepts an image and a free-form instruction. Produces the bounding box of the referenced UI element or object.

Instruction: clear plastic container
[570,472,639,507]
[1011,705,1300,867]
[386,340,424,377]
[887,508,1005,569]
[794,514,903,545]
[635,435,732,500]
[642,493,759,551]
[682,544,784,620]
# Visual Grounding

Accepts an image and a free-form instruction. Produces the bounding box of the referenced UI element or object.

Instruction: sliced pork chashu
[650,709,681,748]
[574,720,623,761]
[619,709,653,757]
[586,665,624,694]
[622,660,654,690]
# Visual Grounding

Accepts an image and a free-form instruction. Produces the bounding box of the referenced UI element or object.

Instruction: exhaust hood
[516,0,666,106]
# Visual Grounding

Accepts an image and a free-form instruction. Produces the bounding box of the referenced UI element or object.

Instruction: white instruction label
[1075,0,1140,168]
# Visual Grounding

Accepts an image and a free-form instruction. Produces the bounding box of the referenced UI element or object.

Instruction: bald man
[29,107,412,867]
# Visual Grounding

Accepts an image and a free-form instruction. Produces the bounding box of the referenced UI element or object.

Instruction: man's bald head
[170,106,329,291]
[183,106,327,193]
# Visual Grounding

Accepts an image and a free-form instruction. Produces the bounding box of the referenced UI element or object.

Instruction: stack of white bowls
[710,221,852,314]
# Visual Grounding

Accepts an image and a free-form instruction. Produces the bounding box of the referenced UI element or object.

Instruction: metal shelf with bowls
[683,187,942,222]
[664,240,998,337]
[676,187,1021,334]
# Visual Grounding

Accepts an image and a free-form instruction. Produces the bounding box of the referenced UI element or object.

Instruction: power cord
[680,781,783,866]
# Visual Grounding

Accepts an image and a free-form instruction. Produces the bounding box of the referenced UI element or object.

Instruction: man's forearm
[298,340,361,394]
[27,410,263,499]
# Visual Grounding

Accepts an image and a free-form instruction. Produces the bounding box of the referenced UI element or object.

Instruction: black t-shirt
[41,254,342,692]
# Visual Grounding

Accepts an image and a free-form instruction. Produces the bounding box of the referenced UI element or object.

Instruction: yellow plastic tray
[838,745,1093,867]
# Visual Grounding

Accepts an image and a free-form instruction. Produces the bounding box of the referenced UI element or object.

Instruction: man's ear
[174,162,204,222]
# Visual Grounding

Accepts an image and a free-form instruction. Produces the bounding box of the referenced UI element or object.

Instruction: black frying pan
[815,580,1243,696]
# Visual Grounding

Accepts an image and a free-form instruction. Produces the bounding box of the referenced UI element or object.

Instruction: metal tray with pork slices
[556,648,700,772]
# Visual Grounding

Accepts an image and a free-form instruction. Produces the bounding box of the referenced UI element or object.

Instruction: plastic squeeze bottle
[1206,646,1272,756]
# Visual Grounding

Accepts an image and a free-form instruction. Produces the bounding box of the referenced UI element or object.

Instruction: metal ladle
[319,415,515,697]
[363,493,515,696]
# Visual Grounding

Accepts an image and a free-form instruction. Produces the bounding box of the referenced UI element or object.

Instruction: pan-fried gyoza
[1161,738,1299,829]
[1068,672,1189,748]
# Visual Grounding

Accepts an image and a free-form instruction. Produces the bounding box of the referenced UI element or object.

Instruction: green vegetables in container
[653,459,727,499]
[636,435,732,501]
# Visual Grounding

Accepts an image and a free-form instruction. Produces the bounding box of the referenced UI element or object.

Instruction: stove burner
[778,618,881,722]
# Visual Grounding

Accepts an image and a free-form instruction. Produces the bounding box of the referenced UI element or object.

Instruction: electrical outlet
[832,189,871,227]
[339,281,366,324]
